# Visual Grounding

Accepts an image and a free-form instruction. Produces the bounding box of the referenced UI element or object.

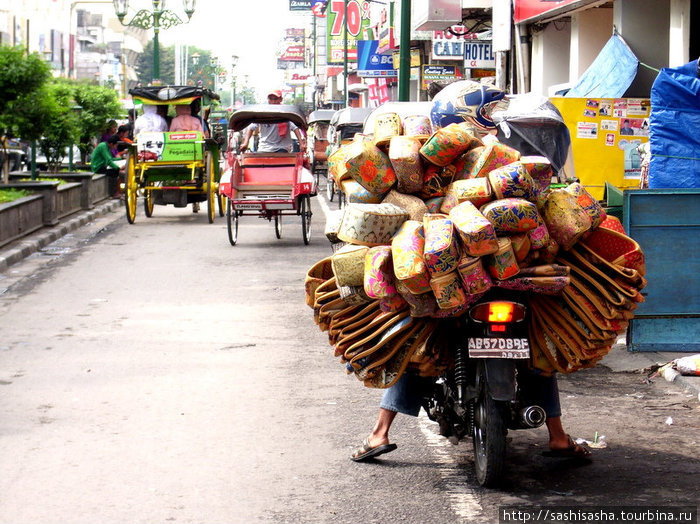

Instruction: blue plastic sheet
[649,59,700,188]
[565,34,638,98]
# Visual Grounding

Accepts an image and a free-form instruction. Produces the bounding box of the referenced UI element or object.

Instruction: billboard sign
[422,65,461,90]
[357,40,397,78]
[431,25,479,61]
[326,0,371,64]
[514,0,586,23]
[464,41,495,69]
[289,0,311,11]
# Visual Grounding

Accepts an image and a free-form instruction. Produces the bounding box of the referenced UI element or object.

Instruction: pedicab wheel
[124,152,137,224]
[338,191,346,210]
[205,154,216,224]
[300,194,312,245]
[144,189,154,217]
[274,214,282,239]
[226,199,238,246]
[326,177,335,201]
[217,193,226,217]
[472,363,507,487]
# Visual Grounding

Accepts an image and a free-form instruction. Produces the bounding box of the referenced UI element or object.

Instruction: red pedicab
[218,104,316,245]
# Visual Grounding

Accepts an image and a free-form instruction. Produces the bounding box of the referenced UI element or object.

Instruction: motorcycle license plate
[467,337,530,359]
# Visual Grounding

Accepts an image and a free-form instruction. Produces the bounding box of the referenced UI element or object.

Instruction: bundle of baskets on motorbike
[305,113,646,389]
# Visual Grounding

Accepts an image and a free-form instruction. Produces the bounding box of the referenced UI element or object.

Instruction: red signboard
[514,0,585,23]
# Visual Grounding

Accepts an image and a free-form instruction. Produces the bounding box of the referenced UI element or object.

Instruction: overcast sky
[159,0,316,98]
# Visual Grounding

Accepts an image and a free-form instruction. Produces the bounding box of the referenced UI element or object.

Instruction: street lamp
[113,0,196,83]
[230,54,238,108]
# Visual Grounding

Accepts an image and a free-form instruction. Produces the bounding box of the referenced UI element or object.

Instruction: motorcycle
[423,290,547,487]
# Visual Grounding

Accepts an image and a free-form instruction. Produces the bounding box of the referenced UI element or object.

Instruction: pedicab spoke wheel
[144,189,154,217]
[217,193,226,217]
[472,363,507,487]
[300,194,312,245]
[205,154,216,223]
[124,153,137,224]
[226,199,238,246]
[326,177,335,201]
[274,214,282,239]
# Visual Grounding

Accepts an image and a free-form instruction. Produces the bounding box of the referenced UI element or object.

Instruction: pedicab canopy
[228,104,307,132]
[129,85,220,105]
[307,109,336,124]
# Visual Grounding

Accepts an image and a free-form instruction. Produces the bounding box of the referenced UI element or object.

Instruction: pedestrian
[99,120,118,143]
[115,124,132,158]
[239,89,306,153]
[91,135,123,198]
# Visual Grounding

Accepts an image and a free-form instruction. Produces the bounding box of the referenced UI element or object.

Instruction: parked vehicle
[325,107,372,205]
[306,109,335,186]
[123,85,223,224]
[423,290,546,487]
[218,104,316,246]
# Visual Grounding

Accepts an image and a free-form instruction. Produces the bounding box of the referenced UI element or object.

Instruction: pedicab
[218,104,316,246]
[123,85,223,224]
[325,107,373,205]
[306,109,336,186]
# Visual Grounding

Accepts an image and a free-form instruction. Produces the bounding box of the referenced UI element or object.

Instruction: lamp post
[230,54,238,108]
[112,0,196,83]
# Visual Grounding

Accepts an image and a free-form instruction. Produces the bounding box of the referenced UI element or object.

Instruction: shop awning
[565,33,639,98]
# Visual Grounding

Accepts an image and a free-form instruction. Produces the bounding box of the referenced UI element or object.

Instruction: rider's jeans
[380,369,562,419]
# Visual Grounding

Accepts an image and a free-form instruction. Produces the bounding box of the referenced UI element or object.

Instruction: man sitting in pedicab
[239,89,306,153]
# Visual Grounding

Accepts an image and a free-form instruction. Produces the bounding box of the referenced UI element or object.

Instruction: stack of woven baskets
[305,112,646,388]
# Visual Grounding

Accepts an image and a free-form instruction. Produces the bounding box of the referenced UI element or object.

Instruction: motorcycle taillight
[470,301,527,324]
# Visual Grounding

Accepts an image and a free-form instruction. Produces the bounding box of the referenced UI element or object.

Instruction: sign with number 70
[327,0,371,65]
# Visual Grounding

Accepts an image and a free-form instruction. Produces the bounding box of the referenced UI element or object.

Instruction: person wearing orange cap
[240,90,306,153]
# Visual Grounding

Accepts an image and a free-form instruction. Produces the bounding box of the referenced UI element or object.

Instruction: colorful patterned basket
[449,201,499,257]
[396,280,437,317]
[388,136,424,194]
[344,139,396,195]
[422,214,460,276]
[331,244,369,287]
[391,220,431,295]
[469,142,521,178]
[564,183,607,230]
[430,271,468,310]
[520,155,554,195]
[484,237,520,280]
[382,190,429,222]
[457,254,493,295]
[373,112,403,147]
[402,115,433,141]
[341,179,384,204]
[488,162,536,201]
[541,189,593,251]
[480,198,542,235]
[440,178,493,213]
[420,123,480,167]
[337,203,409,247]
[364,245,398,300]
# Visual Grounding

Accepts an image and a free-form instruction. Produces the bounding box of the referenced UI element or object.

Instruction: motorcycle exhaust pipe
[519,405,546,428]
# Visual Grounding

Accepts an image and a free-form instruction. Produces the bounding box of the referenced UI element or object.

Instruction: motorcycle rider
[351,371,591,462]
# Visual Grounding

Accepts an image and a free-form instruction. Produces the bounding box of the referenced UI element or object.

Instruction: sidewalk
[1,197,697,399]
[0,198,122,272]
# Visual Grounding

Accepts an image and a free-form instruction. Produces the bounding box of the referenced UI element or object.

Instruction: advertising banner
[514,0,586,23]
[326,0,371,64]
[357,40,397,78]
[376,4,396,54]
[431,25,479,61]
[137,132,203,162]
[289,0,311,11]
[550,97,650,199]
[422,65,461,90]
[280,45,305,62]
[286,69,313,86]
[464,41,495,69]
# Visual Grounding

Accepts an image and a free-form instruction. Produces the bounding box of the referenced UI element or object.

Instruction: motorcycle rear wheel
[472,369,507,487]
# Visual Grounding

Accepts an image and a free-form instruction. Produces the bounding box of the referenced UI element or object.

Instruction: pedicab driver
[239,90,306,153]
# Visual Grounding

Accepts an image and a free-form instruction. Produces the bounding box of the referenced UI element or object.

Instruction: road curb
[0,199,122,273]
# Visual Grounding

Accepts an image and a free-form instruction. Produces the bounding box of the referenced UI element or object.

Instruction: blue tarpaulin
[565,34,639,98]
[649,59,700,188]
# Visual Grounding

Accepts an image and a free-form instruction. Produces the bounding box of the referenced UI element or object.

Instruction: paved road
[0,192,698,524]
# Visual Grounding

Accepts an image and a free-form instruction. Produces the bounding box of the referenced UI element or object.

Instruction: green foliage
[135,43,220,91]
[37,82,82,172]
[0,46,51,114]
[0,188,32,203]
[72,81,123,160]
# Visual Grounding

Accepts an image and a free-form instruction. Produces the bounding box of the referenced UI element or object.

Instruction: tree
[0,45,51,181]
[72,81,123,163]
[135,41,175,85]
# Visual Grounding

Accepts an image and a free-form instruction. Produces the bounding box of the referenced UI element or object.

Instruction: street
[0,192,698,524]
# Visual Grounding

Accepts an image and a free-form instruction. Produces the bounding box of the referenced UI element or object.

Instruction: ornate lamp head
[183,0,196,19]
[113,0,128,22]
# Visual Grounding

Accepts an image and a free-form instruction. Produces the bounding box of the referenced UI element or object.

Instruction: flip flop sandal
[350,438,398,462]
[542,435,592,460]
